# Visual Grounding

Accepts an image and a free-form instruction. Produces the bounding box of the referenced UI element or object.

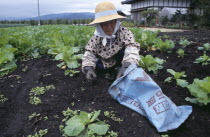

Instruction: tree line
[0,18,94,26]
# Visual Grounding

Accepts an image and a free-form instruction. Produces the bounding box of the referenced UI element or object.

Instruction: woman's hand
[116,62,131,79]
[83,66,97,82]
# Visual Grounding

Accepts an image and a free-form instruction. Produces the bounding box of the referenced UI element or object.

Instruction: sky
[0,0,131,18]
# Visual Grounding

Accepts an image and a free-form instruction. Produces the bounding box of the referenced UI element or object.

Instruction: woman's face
[100,20,116,36]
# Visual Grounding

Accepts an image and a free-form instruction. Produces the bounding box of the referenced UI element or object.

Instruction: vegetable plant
[0,44,17,76]
[179,39,191,48]
[65,69,80,77]
[164,69,188,88]
[104,111,123,123]
[194,54,210,65]
[27,129,48,137]
[130,28,159,50]
[177,48,185,57]
[0,93,8,103]
[28,112,40,121]
[64,110,110,137]
[198,43,210,52]
[153,39,175,52]
[62,108,79,122]
[29,85,55,105]
[139,55,165,74]
[185,77,210,105]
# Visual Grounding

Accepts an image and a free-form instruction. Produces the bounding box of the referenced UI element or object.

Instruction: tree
[29,20,37,26]
[171,9,184,28]
[140,9,158,26]
[160,16,169,26]
[190,0,210,28]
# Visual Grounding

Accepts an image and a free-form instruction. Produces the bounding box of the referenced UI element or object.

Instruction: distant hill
[0,12,95,21]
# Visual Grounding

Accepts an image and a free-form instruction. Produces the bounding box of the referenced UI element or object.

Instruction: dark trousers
[96,48,125,74]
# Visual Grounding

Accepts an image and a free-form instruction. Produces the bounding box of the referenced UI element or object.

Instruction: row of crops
[0,25,209,105]
[0,25,209,136]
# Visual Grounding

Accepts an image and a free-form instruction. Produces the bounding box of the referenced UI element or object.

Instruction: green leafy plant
[64,110,110,137]
[198,43,210,52]
[27,129,48,137]
[0,44,17,76]
[65,69,80,77]
[179,39,191,48]
[62,108,79,122]
[153,39,175,52]
[47,34,83,69]
[29,112,40,121]
[104,111,123,123]
[43,116,48,121]
[0,93,8,103]
[130,28,160,50]
[194,54,210,65]
[29,85,55,105]
[164,69,188,88]
[139,55,165,74]
[177,48,185,57]
[185,77,210,105]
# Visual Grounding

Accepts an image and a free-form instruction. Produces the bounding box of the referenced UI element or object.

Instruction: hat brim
[88,14,126,26]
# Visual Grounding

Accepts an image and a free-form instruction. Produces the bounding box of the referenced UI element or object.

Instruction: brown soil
[0,30,210,137]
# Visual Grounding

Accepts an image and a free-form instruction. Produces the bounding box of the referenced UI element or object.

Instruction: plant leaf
[79,111,90,125]
[164,77,172,83]
[88,121,109,135]
[64,115,85,136]
[176,79,188,87]
[90,110,100,122]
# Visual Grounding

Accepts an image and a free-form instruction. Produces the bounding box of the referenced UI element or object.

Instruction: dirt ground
[0,30,210,137]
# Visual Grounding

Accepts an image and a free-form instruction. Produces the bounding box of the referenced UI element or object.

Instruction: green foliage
[170,9,185,28]
[140,9,158,26]
[185,12,199,28]
[121,21,135,27]
[27,129,48,137]
[194,54,210,65]
[0,44,17,76]
[164,69,188,88]
[104,111,123,123]
[177,48,185,58]
[29,112,40,121]
[139,55,165,74]
[62,108,79,123]
[153,39,175,52]
[0,25,94,76]
[0,93,8,103]
[179,39,191,48]
[64,110,110,137]
[186,77,210,105]
[160,16,169,26]
[191,0,210,28]
[29,85,55,105]
[198,43,210,52]
[65,69,80,77]
[0,24,30,28]
[130,28,160,50]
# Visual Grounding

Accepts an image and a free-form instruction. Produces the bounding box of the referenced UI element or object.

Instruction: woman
[82,1,140,81]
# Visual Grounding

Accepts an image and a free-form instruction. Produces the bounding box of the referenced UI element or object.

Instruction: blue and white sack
[108,64,192,132]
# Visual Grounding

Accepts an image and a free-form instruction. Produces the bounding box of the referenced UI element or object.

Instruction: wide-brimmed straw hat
[89,1,127,25]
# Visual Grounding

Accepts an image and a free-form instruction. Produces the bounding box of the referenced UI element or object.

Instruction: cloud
[0,0,130,17]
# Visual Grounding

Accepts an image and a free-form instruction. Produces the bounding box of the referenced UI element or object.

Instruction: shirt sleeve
[82,36,98,70]
[121,27,140,65]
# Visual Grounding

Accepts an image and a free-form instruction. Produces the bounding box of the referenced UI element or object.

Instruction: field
[0,26,210,137]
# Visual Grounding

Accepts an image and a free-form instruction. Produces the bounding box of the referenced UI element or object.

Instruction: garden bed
[0,30,210,137]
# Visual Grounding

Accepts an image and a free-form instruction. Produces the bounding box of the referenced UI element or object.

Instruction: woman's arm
[121,27,140,65]
[82,36,98,71]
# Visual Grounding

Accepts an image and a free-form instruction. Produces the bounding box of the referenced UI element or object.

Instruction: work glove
[116,62,131,79]
[83,66,97,82]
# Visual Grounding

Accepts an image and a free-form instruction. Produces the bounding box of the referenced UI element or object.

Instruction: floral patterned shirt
[82,26,140,69]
